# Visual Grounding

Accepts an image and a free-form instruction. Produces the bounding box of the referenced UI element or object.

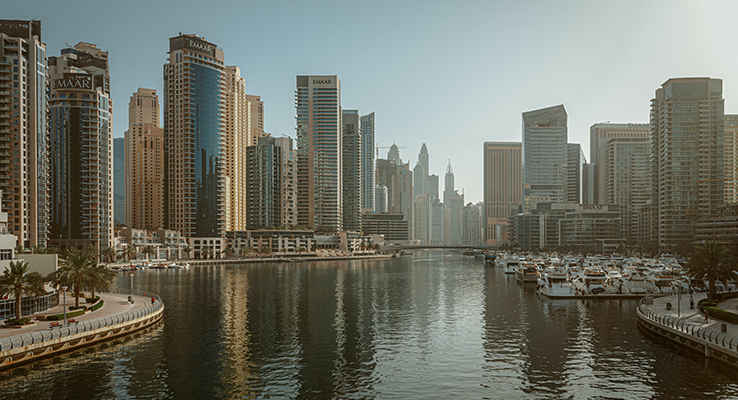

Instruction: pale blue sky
[8,0,738,202]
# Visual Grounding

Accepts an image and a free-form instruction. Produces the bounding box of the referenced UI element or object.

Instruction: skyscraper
[483,142,522,245]
[296,75,342,230]
[522,105,567,212]
[605,137,649,239]
[725,115,738,204]
[113,138,125,226]
[164,34,226,238]
[462,202,483,246]
[245,136,296,229]
[360,112,375,211]
[224,66,250,232]
[342,110,361,232]
[0,20,49,248]
[589,123,649,204]
[245,94,266,146]
[374,185,388,213]
[566,143,585,203]
[443,160,463,245]
[49,42,113,250]
[125,88,164,230]
[650,78,724,248]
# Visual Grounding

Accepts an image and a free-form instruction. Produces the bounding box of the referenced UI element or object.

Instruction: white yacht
[572,268,607,294]
[538,267,576,298]
[516,261,539,283]
[504,256,519,274]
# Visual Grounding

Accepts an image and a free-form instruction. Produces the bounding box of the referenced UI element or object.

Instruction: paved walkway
[0,292,151,339]
[647,292,738,337]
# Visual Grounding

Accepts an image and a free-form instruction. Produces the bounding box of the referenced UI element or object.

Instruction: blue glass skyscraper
[164,34,225,237]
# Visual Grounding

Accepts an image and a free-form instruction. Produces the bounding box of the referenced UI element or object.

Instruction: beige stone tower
[125,88,164,230]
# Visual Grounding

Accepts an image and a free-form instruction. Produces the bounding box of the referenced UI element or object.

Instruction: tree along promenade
[637,293,738,367]
[0,289,163,370]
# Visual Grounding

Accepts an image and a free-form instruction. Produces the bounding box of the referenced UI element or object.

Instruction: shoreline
[107,253,396,268]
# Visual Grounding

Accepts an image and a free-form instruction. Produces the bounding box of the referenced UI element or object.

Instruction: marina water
[1,250,737,399]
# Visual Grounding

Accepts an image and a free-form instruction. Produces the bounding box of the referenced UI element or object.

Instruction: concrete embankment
[111,253,395,267]
[0,291,163,370]
[637,294,738,367]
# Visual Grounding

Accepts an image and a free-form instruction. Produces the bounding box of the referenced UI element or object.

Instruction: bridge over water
[379,245,498,252]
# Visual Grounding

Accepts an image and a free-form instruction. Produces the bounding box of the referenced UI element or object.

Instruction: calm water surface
[1,250,737,399]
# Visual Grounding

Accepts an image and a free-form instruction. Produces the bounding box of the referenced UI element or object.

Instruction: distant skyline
[7,0,738,203]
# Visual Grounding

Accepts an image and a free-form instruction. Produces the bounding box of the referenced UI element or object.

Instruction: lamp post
[130,273,134,297]
[61,286,67,324]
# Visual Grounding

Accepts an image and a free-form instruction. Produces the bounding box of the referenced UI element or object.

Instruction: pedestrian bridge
[380,245,497,251]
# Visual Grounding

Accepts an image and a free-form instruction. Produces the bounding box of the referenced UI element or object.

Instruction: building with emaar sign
[164,33,226,237]
[48,42,113,251]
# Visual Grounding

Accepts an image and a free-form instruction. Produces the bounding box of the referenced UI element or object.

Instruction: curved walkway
[0,292,151,340]
[638,293,738,367]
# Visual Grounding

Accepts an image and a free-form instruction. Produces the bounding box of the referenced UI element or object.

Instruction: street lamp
[130,273,134,298]
[61,286,67,324]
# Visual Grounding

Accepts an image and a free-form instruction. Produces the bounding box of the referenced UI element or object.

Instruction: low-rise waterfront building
[226,229,314,255]
[115,228,189,260]
[361,212,409,243]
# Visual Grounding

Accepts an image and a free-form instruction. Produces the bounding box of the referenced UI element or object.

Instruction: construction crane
[376,143,406,159]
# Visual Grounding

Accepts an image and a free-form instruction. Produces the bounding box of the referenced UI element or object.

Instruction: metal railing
[0,292,59,321]
[0,288,162,352]
[637,299,738,352]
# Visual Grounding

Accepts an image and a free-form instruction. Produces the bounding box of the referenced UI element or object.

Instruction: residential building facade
[650,78,725,248]
[48,42,113,250]
[522,105,567,212]
[163,34,226,237]
[0,20,49,248]
[295,75,342,230]
[483,142,522,245]
[125,88,164,230]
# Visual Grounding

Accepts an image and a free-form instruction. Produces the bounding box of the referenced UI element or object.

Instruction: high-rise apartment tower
[163,34,226,237]
[650,78,725,249]
[295,75,342,230]
[0,20,49,248]
[522,105,567,212]
[49,42,113,250]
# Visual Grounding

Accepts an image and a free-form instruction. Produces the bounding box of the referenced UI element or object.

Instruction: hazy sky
[7,0,738,202]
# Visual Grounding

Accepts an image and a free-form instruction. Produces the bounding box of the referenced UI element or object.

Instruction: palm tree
[182,246,192,260]
[85,244,100,264]
[142,245,156,261]
[224,246,234,258]
[48,249,96,308]
[86,264,116,299]
[201,246,212,260]
[684,241,736,303]
[0,261,47,321]
[124,245,137,261]
[102,247,118,264]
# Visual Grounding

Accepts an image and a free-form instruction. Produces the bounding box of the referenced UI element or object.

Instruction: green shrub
[46,309,86,321]
[3,318,31,325]
[704,306,738,324]
[89,300,104,312]
[69,305,88,311]
[85,296,100,304]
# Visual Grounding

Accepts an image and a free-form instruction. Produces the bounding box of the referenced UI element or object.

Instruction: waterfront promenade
[0,292,150,340]
[0,291,162,370]
[638,292,738,367]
